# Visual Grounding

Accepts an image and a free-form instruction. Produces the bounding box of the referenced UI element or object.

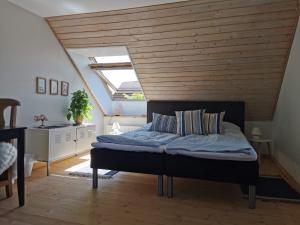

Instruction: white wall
[112,101,146,116]
[0,1,104,134]
[273,17,300,183]
[67,49,113,115]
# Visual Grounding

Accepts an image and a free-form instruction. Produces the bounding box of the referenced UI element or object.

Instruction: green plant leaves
[67,90,93,122]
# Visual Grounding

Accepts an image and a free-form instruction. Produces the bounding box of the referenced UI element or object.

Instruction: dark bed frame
[90,101,259,208]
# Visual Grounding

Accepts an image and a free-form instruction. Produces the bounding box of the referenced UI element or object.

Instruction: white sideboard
[25,124,96,175]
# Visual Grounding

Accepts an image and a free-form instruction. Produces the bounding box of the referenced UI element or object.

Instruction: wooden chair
[0,98,20,198]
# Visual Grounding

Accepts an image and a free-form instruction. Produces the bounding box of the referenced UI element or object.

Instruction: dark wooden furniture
[91,101,258,208]
[0,98,20,198]
[0,167,13,198]
[0,98,20,128]
[0,127,26,207]
[0,98,26,207]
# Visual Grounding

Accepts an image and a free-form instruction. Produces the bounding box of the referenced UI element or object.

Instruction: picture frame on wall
[36,77,46,94]
[61,81,69,96]
[50,79,59,95]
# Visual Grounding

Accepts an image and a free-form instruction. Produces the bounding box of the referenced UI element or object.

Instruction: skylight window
[95,55,131,63]
[89,47,144,101]
[101,70,137,89]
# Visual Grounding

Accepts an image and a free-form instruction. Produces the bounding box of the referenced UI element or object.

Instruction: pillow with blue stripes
[175,109,206,136]
[150,113,177,134]
[203,111,226,135]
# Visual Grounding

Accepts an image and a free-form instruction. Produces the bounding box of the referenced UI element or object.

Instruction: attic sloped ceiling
[47,0,300,121]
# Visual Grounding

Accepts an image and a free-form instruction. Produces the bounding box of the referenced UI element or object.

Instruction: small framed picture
[50,79,59,95]
[61,81,69,96]
[36,77,46,94]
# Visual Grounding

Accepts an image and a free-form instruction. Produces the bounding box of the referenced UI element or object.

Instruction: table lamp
[251,127,262,140]
[112,122,121,134]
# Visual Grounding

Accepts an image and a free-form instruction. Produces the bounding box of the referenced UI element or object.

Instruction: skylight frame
[94,55,131,64]
[90,56,144,101]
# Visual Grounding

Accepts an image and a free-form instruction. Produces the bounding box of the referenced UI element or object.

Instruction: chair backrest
[0,99,20,128]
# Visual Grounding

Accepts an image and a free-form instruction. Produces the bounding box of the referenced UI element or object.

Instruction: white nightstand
[249,138,273,163]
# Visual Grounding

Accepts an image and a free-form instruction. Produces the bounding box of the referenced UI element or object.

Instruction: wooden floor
[0,154,300,225]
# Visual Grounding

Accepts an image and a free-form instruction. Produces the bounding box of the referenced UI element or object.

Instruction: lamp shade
[112,122,121,131]
[251,127,262,136]
[251,127,262,139]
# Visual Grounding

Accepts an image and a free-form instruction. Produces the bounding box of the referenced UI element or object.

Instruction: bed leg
[248,185,256,209]
[92,168,98,189]
[157,175,164,196]
[167,176,173,198]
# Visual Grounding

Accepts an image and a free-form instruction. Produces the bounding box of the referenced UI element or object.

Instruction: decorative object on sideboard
[61,81,69,96]
[50,79,59,95]
[34,114,48,127]
[67,90,93,125]
[112,122,121,134]
[251,127,262,140]
[36,77,46,94]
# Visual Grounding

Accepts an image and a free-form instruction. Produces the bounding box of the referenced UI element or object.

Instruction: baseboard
[272,152,300,193]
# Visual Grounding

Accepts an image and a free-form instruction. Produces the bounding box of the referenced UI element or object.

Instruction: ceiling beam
[89,62,133,70]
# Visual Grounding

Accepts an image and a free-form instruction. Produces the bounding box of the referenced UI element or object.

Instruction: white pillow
[143,122,152,131]
[223,122,241,131]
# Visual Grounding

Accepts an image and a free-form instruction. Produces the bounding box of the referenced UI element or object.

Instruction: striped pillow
[175,109,206,136]
[203,112,226,135]
[150,113,177,134]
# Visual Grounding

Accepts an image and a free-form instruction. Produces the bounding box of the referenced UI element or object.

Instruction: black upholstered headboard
[147,101,245,132]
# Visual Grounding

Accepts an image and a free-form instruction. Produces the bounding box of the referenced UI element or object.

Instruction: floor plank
[0,154,299,225]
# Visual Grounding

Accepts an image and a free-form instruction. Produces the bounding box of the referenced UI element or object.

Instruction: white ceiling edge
[8,0,188,17]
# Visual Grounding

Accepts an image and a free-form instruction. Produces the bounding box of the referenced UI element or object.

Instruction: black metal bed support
[157,175,164,196]
[167,176,173,198]
[248,185,256,209]
[92,168,98,189]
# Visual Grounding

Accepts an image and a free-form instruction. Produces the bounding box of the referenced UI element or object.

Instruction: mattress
[91,142,165,153]
[164,147,257,161]
[93,122,257,161]
[91,142,257,161]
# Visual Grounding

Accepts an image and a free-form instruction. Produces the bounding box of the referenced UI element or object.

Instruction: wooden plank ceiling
[47,0,299,121]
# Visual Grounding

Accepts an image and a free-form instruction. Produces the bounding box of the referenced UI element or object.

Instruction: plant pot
[75,117,83,125]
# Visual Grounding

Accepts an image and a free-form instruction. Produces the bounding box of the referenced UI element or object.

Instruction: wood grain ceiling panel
[47,0,300,120]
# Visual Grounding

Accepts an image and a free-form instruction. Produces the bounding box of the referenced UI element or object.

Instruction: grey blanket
[0,142,17,175]
[96,126,178,148]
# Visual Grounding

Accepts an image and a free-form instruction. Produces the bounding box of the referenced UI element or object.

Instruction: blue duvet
[97,126,178,148]
[166,127,252,154]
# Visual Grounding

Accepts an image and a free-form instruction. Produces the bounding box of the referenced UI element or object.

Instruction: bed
[147,101,258,208]
[90,101,258,208]
[90,126,173,196]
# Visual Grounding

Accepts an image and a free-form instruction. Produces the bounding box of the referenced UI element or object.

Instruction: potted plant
[67,90,93,125]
